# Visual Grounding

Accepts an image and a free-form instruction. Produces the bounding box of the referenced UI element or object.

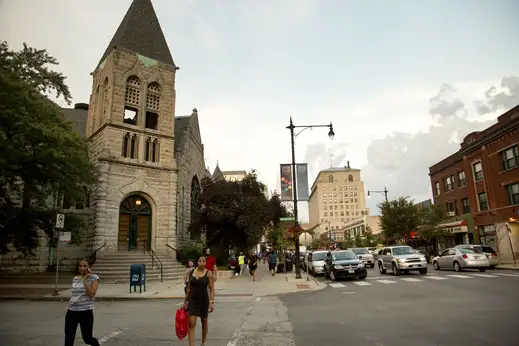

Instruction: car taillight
[462,254,468,259]
[492,252,497,257]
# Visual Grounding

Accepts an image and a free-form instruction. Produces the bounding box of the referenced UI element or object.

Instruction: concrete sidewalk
[496,263,519,271]
[0,263,324,300]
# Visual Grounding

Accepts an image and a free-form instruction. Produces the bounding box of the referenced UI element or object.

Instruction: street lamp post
[287,117,335,279]
[367,187,389,202]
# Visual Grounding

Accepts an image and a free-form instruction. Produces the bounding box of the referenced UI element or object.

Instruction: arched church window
[145,82,160,130]
[190,176,201,225]
[124,76,141,125]
[348,174,354,182]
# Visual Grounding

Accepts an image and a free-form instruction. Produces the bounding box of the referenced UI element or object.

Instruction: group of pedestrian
[64,248,218,346]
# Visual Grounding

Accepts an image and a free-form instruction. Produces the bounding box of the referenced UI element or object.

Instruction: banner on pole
[279,164,293,201]
[296,164,310,201]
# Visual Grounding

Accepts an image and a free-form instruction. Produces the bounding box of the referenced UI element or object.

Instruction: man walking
[205,248,217,281]
[238,252,247,276]
[268,250,277,276]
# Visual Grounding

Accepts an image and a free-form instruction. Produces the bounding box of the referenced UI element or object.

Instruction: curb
[495,266,519,271]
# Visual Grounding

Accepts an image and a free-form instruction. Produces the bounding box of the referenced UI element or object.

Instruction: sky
[1,0,518,222]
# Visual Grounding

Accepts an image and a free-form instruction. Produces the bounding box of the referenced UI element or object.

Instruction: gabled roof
[61,104,88,136]
[212,163,225,181]
[98,0,175,67]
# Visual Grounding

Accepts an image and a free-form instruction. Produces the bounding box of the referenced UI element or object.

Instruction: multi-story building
[309,163,370,243]
[429,104,519,262]
[343,216,382,240]
[222,170,247,182]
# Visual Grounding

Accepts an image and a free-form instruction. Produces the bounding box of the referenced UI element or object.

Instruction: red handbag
[175,308,189,340]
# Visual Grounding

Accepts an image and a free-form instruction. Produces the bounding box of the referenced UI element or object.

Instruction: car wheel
[419,268,427,275]
[433,261,440,270]
[330,270,337,281]
[370,264,375,268]
[378,262,386,274]
[357,275,367,280]
[454,261,462,272]
[479,268,487,272]
[392,263,401,276]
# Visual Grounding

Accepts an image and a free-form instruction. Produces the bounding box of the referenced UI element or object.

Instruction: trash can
[285,259,293,272]
[129,263,146,293]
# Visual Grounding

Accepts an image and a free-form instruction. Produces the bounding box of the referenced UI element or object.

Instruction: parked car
[324,250,367,281]
[378,246,428,276]
[373,248,384,262]
[228,255,238,270]
[350,248,375,268]
[432,246,489,272]
[307,251,327,275]
[456,244,498,269]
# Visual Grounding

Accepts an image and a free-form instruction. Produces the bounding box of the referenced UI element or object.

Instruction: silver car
[307,251,327,275]
[350,248,375,268]
[378,246,428,276]
[432,246,490,272]
[457,244,498,269]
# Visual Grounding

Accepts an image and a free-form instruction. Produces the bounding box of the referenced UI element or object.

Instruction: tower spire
[98,0,175,67]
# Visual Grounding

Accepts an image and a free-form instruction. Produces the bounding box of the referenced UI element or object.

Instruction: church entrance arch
[118,195,152,251]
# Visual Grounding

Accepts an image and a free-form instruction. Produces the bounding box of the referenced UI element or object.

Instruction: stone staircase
[92,252,185,284]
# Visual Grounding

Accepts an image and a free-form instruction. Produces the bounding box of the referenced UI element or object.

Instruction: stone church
[0,0,210,272]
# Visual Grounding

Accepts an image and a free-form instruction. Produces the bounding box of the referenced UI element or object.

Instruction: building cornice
[98,157,178,172]
[459,118,519,156]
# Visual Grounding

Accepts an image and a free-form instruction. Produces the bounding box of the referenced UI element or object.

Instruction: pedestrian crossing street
[325,272,519,288]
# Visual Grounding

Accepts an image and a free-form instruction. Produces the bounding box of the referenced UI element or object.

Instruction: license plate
[348,270,355,273]
[475,256,480,259]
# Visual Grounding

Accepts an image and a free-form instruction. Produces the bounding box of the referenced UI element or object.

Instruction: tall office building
[308,164,369,241]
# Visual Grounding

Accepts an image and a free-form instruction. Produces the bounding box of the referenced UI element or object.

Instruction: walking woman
[184,259,194,293]
[249,251,258,281]
[65,259,100,346]
[183,255,215,346]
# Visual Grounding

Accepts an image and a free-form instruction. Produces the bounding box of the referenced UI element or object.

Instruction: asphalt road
[282,265,519,346]
[0,295,295,346]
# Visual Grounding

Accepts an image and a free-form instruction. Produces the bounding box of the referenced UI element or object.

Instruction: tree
[363,226,379,247]
[354,233,363,247]
[418,204,449,252]
[378,197,420,244]
[0,41,97,254]
[189,172,283,253]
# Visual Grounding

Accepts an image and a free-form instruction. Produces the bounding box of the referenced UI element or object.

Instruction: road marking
[448,274,473,279]
[329,283,345,288]
[353,281,372,286]
[226,303,255,346]
[255,297,261,301]
[469,273,498,278]
[400,278,423,282]
[376,279,397,284]
[99,329,127,344]
[494,273,519,277]
[341,291,356,295]
[424,276,448,280]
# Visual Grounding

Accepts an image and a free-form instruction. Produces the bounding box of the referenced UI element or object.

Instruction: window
[501,146,519,170]
[458,171,466,187]
[124,76,141,125]
[445,201,457,216]
[122,133,138,158]
[461,198,470,214]
[328,175,334,183]
[478,192,488,211]
[435,182,440,196]
[348,175,353,182]
[506,183,519,205]
[444,175,455,192]
[324,212,328,217]
[144,137,159,162]
[473,162,483,181]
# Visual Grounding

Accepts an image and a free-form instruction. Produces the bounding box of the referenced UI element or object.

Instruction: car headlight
[357,262,364,268]
[334,264,343,269]
[396,258,406,263]
[420,257,426,262]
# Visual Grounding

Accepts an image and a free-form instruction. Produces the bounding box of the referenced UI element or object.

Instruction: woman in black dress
[183,255,215,346]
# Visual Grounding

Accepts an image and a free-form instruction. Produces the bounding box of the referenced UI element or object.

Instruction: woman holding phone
[64,259,100,346]
[183,255,215,346]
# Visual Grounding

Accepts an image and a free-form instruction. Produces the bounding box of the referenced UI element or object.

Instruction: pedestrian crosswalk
[324,272,519,288]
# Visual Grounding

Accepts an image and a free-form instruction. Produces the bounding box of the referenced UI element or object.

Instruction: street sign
[279,217,295,221]
[59,232,71,242]
[56,214,65,229]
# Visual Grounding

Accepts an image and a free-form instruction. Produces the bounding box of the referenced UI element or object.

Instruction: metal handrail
[143,240,163,282]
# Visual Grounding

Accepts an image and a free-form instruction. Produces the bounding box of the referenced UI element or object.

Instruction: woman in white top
[65,259,100,346]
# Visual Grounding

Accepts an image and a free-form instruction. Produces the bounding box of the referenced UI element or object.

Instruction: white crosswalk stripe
[469,273,498,278]
[376,279,397,284]
[400,278,423,282]
[494,273,519,277]
[448,274,473,279]
[352,281,372,286]
[329,283,346,288]
[425,276,448,280]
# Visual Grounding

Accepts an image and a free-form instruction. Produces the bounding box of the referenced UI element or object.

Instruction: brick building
[429,105,519,262]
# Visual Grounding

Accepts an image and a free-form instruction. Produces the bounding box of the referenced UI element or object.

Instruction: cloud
[474,76,519,115]
[429,84,465,117]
